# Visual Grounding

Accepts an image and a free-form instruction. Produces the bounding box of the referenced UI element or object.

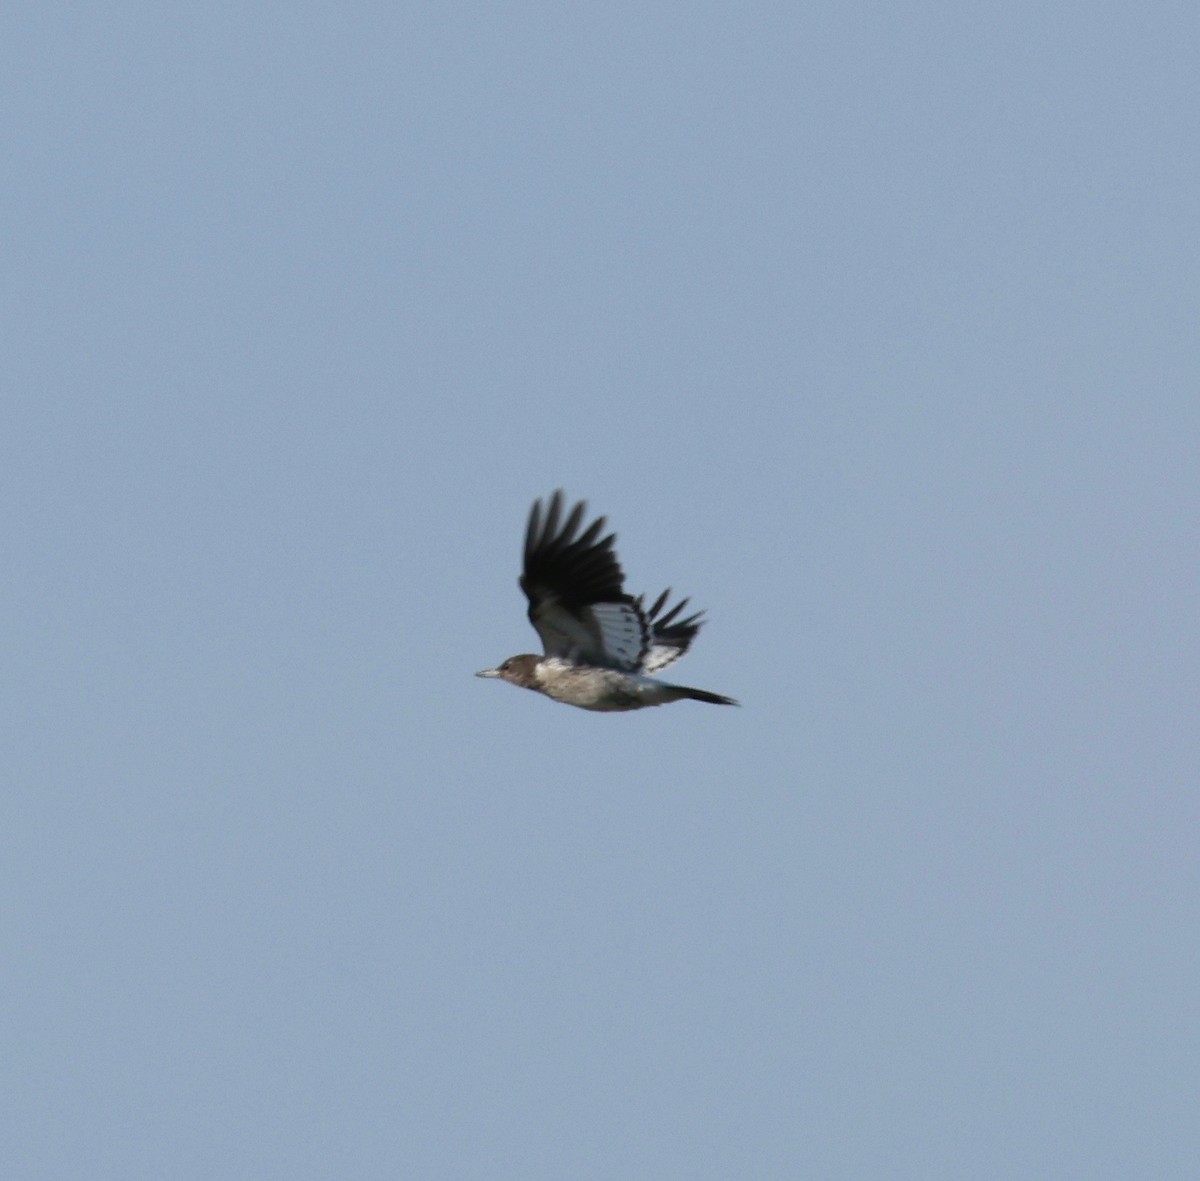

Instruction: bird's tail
[669,684,739,707]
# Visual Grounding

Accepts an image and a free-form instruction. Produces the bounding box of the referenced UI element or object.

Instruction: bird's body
[477,491,737,712]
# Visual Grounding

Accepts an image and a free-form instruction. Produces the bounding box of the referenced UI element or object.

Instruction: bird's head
[475,654,541,690]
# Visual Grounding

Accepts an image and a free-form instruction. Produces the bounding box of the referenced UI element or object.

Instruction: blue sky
[4,3,1198,1178]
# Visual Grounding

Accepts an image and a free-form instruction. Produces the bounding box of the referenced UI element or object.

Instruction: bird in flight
[477,491,737,711]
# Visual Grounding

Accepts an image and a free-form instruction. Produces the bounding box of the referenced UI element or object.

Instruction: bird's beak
[475,667,501,679]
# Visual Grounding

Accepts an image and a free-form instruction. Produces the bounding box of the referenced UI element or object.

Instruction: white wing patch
[584,601,648,670]
[530,597,648,670]
[639,640,688,674]
[633,590,704,673]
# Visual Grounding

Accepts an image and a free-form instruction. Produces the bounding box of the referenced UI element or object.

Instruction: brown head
[475,654,542,690]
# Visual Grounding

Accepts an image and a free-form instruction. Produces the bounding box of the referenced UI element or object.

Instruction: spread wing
[520,491,649,671]
[637,588,706,673]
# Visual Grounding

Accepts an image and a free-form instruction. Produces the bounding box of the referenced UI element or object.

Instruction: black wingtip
[521,491,628,612]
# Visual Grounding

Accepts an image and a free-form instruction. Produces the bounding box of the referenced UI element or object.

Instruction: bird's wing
[520,491,649,671]
[636,588,706,673]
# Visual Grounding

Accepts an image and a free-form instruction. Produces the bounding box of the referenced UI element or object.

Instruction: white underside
[534,658,678,711]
